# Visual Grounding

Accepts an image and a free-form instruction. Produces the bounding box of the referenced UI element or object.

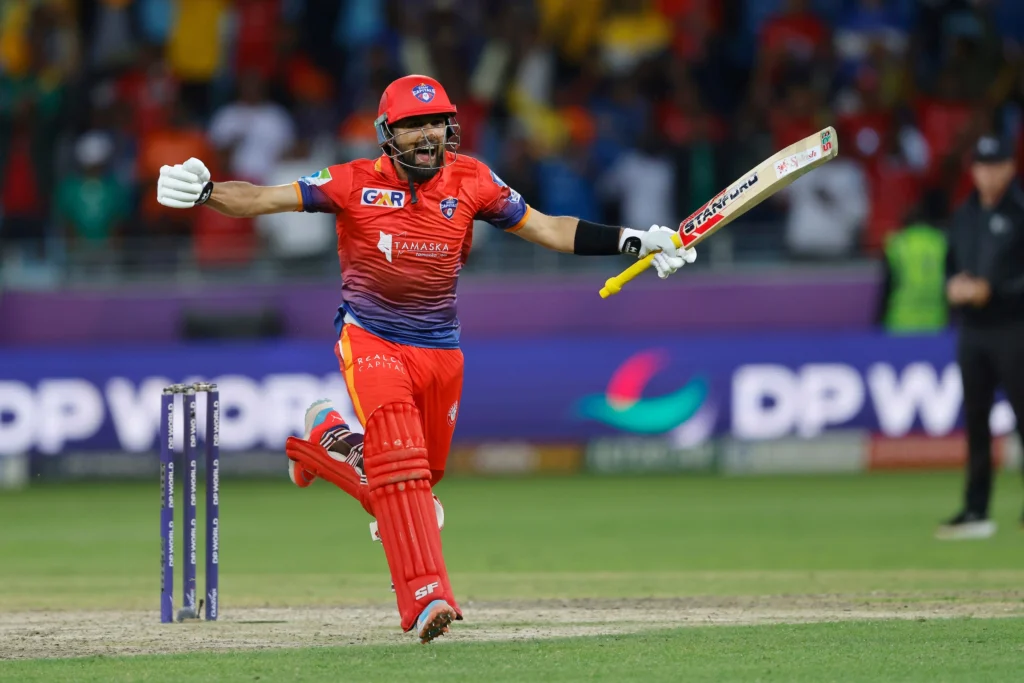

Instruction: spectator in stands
[6,0,1024,282]
[85,0,138,73]
[595,0,673,76]
[0,27,64,264]
[55,131,130,276]
[782,150,870,261]
[0,102,49,264]
[255,138,336,274]
[598,122,676,233]
[276,25,339,142]
[232,0,283,83]
[756,0,829,83]
[208,70,296,185]
[166,0,230,119]
[536,141,600,224]
[136,100,215,270]
[833,0,909,88]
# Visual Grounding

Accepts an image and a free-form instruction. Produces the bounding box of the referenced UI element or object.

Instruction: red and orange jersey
[293,153,529,348]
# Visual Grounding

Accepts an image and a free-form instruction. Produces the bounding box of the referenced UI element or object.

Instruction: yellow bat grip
[599,232,684,298]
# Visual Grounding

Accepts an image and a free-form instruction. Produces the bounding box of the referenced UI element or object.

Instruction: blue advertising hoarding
[0,331,1016,456]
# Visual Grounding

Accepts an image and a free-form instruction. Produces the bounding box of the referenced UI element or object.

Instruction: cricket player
[157,75,696,642]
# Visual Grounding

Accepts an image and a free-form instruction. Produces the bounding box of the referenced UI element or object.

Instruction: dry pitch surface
[3,593,1023,660]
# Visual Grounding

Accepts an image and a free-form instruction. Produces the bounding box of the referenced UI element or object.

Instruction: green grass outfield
[3,619,1024,683]
[1,472,1022,680]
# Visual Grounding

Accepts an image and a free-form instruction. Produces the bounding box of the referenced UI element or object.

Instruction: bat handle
[599,232,684,298]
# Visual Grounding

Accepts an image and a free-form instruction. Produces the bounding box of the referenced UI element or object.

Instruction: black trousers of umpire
[957,323,1024,516]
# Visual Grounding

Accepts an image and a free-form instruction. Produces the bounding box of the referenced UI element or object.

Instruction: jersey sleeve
[292,164,350,214]
[474,163,530,232]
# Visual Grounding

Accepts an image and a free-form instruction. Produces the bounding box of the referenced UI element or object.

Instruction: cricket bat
[599,126,839,298]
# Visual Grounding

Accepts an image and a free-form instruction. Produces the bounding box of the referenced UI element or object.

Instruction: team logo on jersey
[447,401,459,425]
[412,83,436,103]
[300,168,332,186]
[361,188,406,208]
[439,197,459,220]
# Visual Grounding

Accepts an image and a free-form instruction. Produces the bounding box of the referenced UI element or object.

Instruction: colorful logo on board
[576,350,708,434]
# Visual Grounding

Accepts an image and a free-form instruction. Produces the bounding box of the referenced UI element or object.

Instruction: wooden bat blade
[678,126,838,248]
[598,127,838,298]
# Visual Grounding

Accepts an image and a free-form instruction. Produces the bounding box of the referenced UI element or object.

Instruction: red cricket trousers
[335,324,463,478]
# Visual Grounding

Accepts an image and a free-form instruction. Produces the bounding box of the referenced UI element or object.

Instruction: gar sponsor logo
[680,173,759,235]
[576,350,714,438]
[361,187,406,208]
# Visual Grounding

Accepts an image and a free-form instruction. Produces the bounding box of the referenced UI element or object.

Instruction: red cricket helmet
[374,75,459,148]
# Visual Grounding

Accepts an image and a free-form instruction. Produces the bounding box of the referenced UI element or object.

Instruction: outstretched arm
[513,211,615,253]
[157,158,300,217]
[513,208,696,278]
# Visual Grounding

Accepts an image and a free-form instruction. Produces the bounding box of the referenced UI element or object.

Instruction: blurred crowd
[4,0,1024,283]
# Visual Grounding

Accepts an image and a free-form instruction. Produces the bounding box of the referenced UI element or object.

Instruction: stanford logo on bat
[412,83,436,102]
[681,172,760,235]
[439,197,459,220]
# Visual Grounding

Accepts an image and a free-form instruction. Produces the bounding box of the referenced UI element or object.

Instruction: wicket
[160,382,220,623]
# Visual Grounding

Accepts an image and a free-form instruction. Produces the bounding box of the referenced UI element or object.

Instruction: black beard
[397,147,442,183]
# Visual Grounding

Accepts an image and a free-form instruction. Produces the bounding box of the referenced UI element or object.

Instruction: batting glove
[157,157,213,208]
[620,225,697,279]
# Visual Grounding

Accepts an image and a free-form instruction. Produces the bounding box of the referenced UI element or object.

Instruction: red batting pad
[364,403,461,630]
[285,437,373,515]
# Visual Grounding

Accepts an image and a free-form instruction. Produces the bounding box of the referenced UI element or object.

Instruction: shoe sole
[935,520,997,540]
[417,603,456,644]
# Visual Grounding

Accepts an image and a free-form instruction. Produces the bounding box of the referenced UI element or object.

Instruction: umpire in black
[937,134,1024,540]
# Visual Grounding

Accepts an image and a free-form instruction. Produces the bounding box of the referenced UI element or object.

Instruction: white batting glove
[620,225,697,279]
[157,157,212,208]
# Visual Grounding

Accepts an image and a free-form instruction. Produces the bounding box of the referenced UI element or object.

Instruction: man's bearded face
[390,115,448,182]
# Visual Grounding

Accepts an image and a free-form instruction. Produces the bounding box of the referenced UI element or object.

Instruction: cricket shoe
[373,494,445,592]
[416,599,456,644]
[289,399,366,487]
[935,510,997,540]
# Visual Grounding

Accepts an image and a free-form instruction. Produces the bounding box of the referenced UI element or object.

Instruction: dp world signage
[0,332,1015,455]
